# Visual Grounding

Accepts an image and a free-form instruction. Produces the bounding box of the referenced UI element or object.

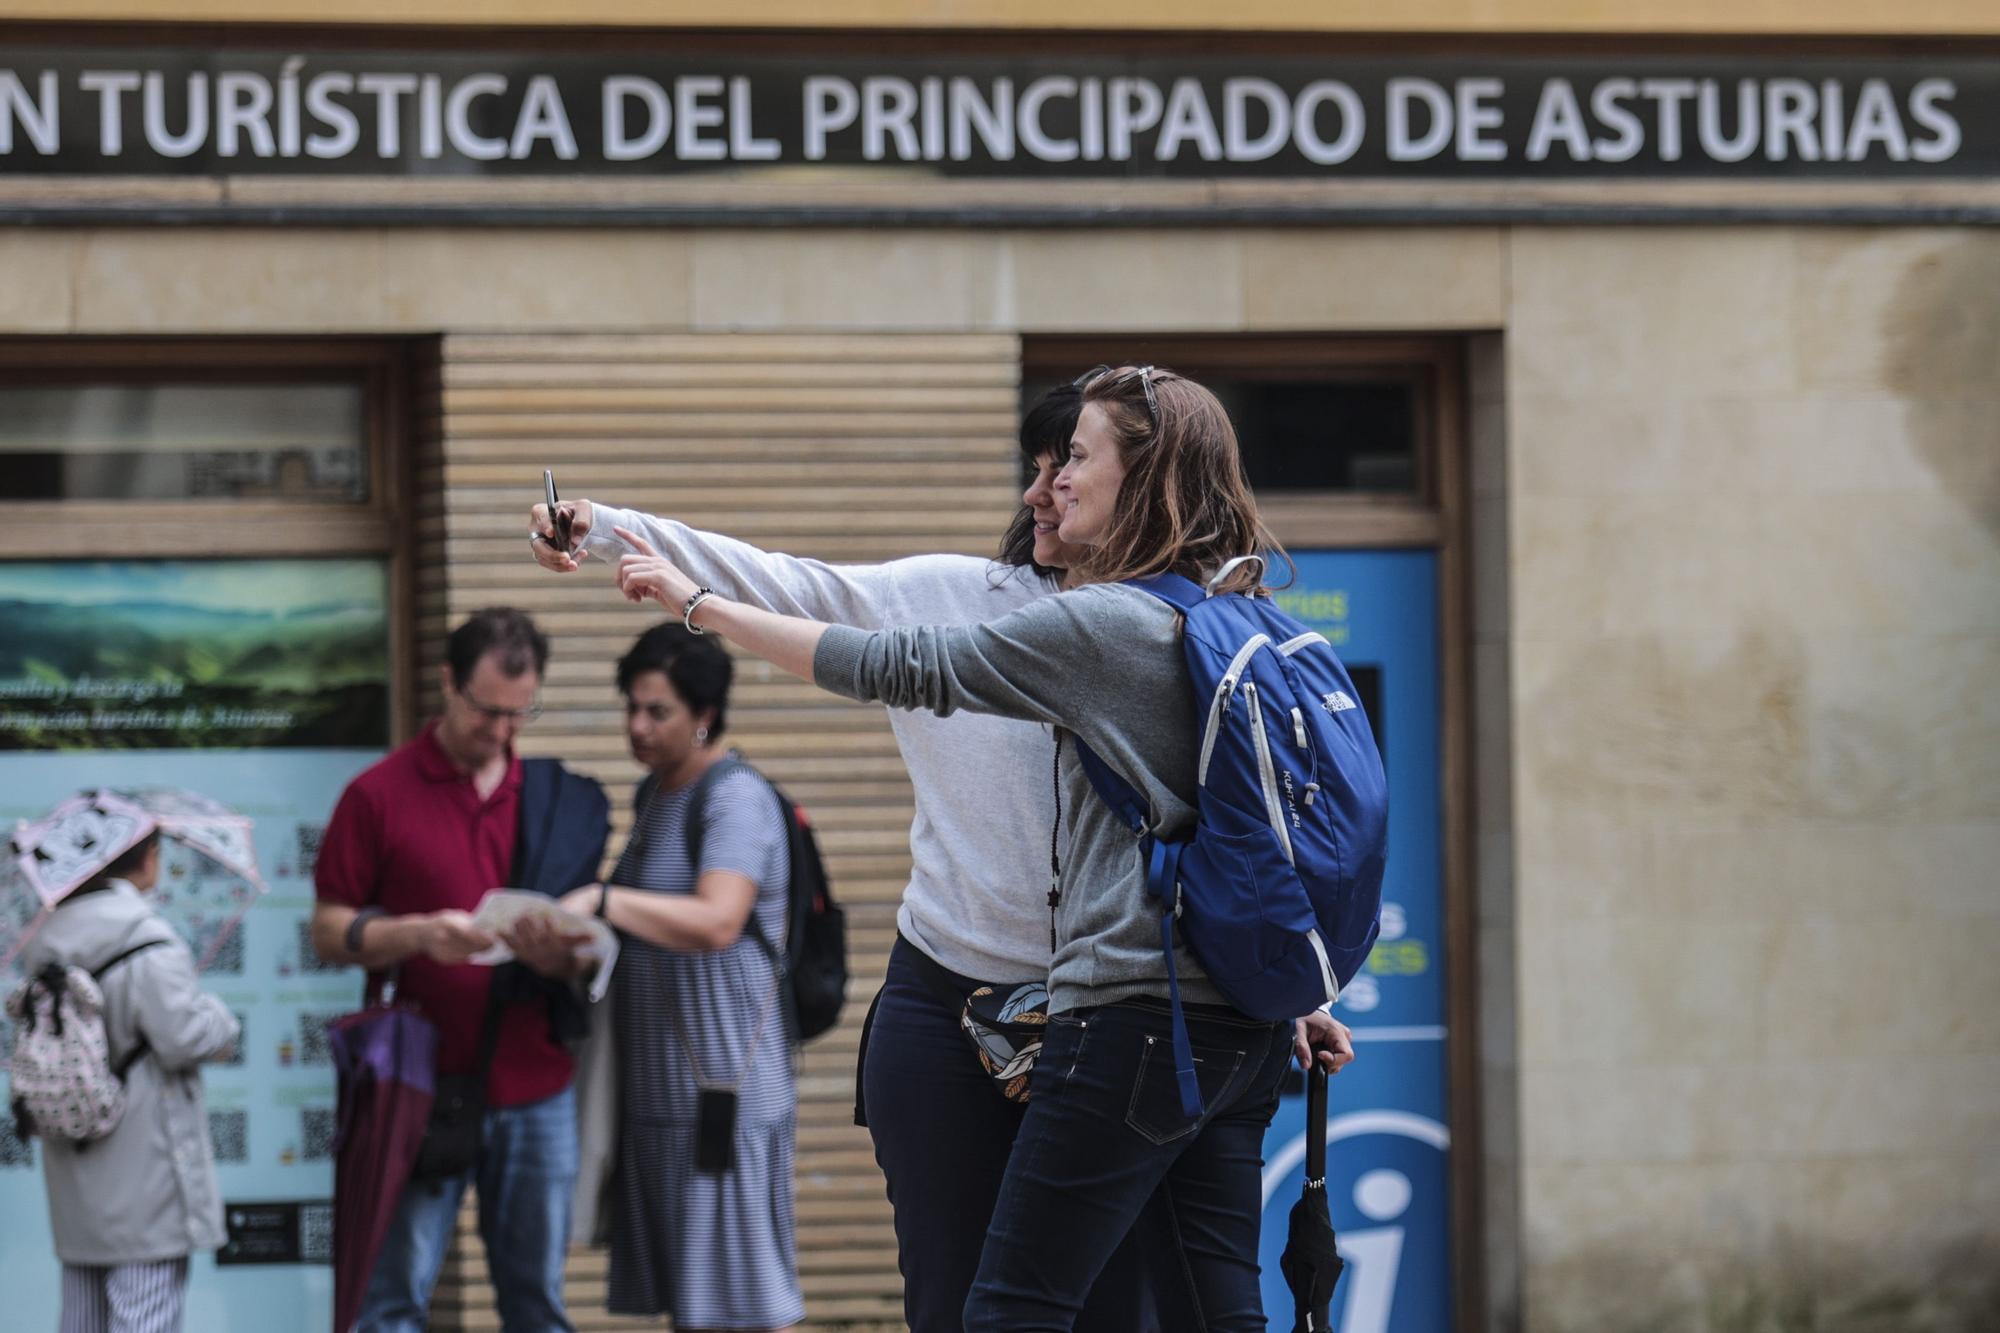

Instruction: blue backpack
[1073,563,1388,1117]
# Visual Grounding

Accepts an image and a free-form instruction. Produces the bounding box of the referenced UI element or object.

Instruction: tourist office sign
[0,48,1995,179]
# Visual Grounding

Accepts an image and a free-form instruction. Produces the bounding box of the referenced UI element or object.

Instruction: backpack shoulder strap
[1070,570,1205,831]
[680,756,746,875]
[90,939,167,1081]
[90,938,166,981]
[1070,735,1149,837]
[679,760,793,991]
[1125,570,1205,612]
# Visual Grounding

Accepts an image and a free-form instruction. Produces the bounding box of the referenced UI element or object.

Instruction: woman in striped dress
[560,622,804,1331]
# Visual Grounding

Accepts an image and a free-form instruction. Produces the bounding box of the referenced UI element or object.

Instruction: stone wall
[1504,227,2000,1332]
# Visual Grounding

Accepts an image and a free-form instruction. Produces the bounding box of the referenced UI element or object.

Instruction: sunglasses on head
[1074,363,1162,437]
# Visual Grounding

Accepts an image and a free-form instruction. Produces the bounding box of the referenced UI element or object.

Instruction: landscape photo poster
[0,559,390,750]
[0,559,391,1333]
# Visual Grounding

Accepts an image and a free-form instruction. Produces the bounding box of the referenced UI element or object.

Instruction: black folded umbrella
[1279,1064,1345,1333]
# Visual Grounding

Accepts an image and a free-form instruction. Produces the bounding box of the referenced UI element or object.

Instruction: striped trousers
[59,1258,189,1333]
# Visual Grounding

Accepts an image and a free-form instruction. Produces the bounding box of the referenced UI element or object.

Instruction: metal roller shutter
[414,331,1023,1331]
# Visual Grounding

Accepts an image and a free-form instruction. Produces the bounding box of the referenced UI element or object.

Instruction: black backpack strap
[92,939,167,1081]
[112,1038,153,1082]
[679,756,745,876]
[741,782,801,970]
[89,939,166,981]
[681,759,789,974]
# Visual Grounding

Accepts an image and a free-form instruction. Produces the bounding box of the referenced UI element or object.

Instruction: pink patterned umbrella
[1,788,269,973]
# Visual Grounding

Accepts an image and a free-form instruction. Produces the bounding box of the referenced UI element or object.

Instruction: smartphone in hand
[543,468,574,555]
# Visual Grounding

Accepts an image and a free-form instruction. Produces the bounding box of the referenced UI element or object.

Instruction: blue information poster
[1259,550,1450,1333]
[0,561,385,1333]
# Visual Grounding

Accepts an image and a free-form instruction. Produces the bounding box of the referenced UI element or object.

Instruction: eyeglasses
[456,687,542,725]
[1074,364,1162,439]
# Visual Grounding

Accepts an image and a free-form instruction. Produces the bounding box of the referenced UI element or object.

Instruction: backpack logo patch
[1322,690,1358,714]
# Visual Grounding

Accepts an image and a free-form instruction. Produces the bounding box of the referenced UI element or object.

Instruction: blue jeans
[963,998,1293,1332]
[863,939,1182,1333]
[356,1085,578,1333]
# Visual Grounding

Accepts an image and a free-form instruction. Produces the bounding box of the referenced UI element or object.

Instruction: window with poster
[0,339,412,1332]
[1023,335,1477,1333]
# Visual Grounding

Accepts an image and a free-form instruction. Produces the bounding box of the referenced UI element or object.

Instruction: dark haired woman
[604,367,1321,1330]
[556,623,803,1333]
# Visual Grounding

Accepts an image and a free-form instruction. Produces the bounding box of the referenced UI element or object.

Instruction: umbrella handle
[1305,1064,1328,1185]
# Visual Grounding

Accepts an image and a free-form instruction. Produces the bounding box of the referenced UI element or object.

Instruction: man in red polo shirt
[312,607,607,1333]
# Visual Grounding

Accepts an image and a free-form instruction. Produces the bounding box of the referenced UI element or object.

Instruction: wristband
[345,906,384,955]
[595,884,612,920]
[682,587,718,634]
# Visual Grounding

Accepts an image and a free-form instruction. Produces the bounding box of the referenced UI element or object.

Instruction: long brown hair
[1072,366,1284,596]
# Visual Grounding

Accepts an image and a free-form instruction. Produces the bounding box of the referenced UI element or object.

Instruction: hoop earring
[694,727,710,745]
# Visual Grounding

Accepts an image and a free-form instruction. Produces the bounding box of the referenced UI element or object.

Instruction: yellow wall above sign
[3,0,1996,36]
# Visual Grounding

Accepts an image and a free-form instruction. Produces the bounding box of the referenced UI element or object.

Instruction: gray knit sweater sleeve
[814,583,1219,1012]
[813,583,1188,795]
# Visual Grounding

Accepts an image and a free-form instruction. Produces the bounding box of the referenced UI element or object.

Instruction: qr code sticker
[299,1012,342,1067]
[295,824,326,880]
[301,1106,336,1161]
[300,1200,335,1264]
[209,1109,248,1163]
[295,921,342,974]
[0,1114,31,1168]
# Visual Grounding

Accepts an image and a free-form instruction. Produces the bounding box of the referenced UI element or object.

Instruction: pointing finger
[611,525,659,558]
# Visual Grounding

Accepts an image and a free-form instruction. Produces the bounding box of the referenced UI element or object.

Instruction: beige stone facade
[4,222,1995,1329]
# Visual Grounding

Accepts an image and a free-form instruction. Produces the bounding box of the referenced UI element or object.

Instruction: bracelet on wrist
[682,587,718,634]
[345,906,384,955]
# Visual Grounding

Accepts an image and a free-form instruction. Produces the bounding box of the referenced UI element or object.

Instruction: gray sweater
[815,583,1226,1015]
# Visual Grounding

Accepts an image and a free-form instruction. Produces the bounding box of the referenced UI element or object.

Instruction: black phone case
[694,1086,738,1174]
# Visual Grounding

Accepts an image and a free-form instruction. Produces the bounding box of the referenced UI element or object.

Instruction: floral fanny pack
[905,941,1050,1104]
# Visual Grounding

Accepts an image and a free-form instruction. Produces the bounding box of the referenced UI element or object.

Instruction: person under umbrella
[6,800,241,1333]
[2,787,269,978]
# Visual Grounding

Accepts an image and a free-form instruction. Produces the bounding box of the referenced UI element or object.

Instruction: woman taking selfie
[598,366,1307,1330]
[530,387,1351,1330]
[558,623,803,1333]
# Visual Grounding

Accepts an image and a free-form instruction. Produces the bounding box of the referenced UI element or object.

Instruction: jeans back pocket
[1124,1033,1247,1145]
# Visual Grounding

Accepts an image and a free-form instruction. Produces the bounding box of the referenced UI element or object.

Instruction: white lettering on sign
[0,70,58,155]
[803,75,858,161]
[80,69,139,155]
[1387,78,1452,162]
[513,76,577,160]
[0,62,1973,172]
[603,76,670,161]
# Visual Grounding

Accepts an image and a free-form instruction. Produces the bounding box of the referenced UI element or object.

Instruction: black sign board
[1,49,1993,179]
[217,1199,334,1266]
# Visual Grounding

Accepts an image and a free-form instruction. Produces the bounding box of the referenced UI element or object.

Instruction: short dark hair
[447,607,549,688]
[997,381,1084,577]
[84,829,161,892]
[616,622,733,740]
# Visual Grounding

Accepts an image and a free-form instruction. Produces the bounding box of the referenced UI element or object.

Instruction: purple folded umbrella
[327,1004,438,1333]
